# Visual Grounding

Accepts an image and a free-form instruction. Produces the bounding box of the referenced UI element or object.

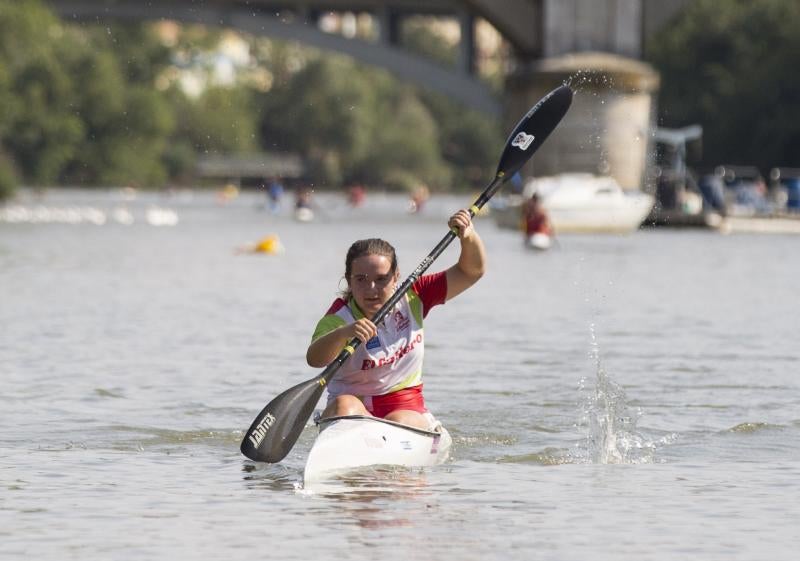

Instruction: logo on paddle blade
[248,412,276,448]
[511,132,535,150]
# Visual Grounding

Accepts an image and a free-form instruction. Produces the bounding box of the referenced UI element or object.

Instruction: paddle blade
[496,85,573,179]
[240,376,326,463]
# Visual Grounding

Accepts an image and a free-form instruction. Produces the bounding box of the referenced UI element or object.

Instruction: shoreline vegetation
[0,0,503,202]
[3,0,800,203]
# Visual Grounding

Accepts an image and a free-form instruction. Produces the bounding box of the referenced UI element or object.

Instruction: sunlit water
[2,188,798,560]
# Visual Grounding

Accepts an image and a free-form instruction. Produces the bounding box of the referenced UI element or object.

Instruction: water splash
[573,324,667,464]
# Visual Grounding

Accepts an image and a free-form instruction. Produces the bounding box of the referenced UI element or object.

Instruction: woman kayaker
[306,209,485,430]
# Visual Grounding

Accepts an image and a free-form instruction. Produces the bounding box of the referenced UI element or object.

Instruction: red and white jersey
[311,272,447,399]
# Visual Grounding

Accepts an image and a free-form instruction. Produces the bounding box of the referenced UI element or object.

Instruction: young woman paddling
[306,209,486,430]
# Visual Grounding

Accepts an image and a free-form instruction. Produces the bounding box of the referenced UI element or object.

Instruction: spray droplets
[572,326,670,464]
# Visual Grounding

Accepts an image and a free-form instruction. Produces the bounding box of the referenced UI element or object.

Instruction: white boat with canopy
[493,173,654,234]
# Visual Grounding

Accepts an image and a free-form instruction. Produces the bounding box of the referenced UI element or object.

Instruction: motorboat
[303,415,452,485]
[493,174,654,234]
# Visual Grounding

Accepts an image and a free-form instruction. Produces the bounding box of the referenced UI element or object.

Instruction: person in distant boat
[522,192,552,238]
[306,209,485,430]
[294,186,314,222]
[408,184,430,213]
[347,183,366,208]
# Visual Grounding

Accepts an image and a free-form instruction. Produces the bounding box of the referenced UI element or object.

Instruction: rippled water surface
[2,188,799,560]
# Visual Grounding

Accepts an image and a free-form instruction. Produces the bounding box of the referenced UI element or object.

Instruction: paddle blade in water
[495,85,573,179]
[240,376,326,463]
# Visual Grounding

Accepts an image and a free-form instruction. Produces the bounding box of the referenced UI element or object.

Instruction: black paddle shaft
[318,84,575,383]
[319,175,502,381]
[240,85,573,463]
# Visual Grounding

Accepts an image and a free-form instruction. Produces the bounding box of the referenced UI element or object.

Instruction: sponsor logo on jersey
[361,333,423,370]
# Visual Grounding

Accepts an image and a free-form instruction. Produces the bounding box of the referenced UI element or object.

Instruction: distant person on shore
[509,171,524,195]
[698,170,727,216]
[266,177,284,213]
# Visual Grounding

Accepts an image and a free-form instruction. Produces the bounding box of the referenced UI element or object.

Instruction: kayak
[303,415,452,484]
[294,207,314,222]
[526,232,552,250]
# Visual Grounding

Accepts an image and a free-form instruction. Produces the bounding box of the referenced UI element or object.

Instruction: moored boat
[493,173,654,234]
[303,415,452,484]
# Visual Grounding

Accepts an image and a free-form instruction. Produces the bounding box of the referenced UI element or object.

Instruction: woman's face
[348,254,398,317]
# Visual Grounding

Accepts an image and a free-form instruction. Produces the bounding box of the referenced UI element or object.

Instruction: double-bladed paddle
[240,84,573,462]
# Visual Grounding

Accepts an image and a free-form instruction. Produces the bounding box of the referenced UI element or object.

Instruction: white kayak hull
[294,207,314,222]
[526,232,552,250]
[303,415,452,484]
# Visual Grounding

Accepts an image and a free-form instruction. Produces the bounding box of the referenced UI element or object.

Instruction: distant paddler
[294,186,314,222]
[522,192,553,250]
[408,183,430,213]
[235,234,284,255]
[217,182,240,204]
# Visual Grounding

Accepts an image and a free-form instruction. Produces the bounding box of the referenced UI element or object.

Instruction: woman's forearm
[457,230,487,280]
[306,326,351,367]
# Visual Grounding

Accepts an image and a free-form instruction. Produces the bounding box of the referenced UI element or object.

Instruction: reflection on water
[300,469,433,530]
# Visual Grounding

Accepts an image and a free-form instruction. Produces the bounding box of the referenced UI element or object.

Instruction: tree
[0,0,84,185]
[0,1,178,188]
[647,0,800,171]
[419,90,503,189]
[171,86,260,155]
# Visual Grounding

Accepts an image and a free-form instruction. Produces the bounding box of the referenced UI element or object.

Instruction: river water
[2,188,798,560]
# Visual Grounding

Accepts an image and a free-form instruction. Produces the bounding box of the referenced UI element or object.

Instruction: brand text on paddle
[248,412,277,448]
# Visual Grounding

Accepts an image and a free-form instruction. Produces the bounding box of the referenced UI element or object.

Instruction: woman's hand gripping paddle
[240,85,573,462]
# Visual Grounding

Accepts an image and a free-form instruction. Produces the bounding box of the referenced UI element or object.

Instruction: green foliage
[647,0,800,170]
[0,151,17,201]
[0,2,502,192]
[0,0,178,186]
[364,88,451,190]
[419,90,503,188]
[91,24,173,83]
[258,56,377,185]
[0,0,83,184]
[171,86,260,156]
[257,54,498,190]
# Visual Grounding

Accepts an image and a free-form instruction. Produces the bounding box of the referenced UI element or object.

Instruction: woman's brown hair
[341,238,398,298]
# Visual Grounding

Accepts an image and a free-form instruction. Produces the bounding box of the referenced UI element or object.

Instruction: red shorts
[364,385,427,418]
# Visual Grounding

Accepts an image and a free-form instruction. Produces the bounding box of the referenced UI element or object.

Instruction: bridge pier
[506,52,659,190]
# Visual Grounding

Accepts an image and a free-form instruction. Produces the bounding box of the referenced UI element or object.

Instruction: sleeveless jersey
[311,272,447,399]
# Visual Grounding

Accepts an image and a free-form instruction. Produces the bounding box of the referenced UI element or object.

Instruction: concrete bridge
[48,0,690,114]
[46,0,694,188]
